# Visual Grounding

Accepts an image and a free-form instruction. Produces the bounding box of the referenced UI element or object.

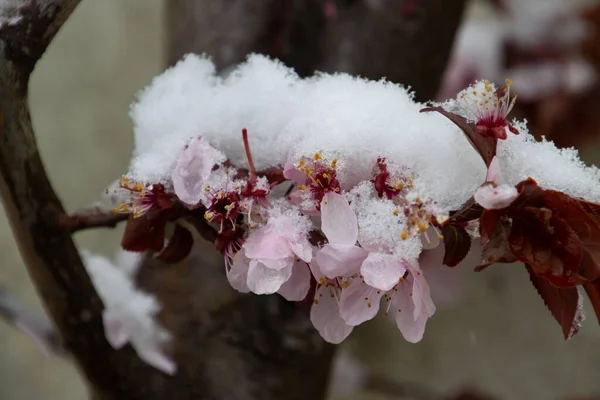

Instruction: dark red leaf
[155,224,194,263]
[477,218,516,271]
[121,211,168,253]
[509,207,582,287]
[512,178,546,208]
[420,106,497,166]
[448,197,483,225]
[545,192,600,282]
[442,224,472,267]
[526,265,583,340]
[479,209,503,244]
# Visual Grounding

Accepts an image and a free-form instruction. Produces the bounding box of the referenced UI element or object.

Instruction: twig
[0,285,65,357]
[59,207,129,233]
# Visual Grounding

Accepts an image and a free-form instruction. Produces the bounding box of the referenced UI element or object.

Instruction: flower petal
[278,260,312,301]
[486,156,504,184]
[474,183,518,210]
[310,286,353,344]
[247,260,293,294]
[172,136,225,205]
[360,252,407,291]
[393,283,428,343]
[316,243,368,278]
[283,157,308,184]
[102,309,129,349]
[290,238,313,263]
[309,256,326,282]
[260,257,294,271]
[407,263,436,320]
[243,228,293,261]
[339,280,383,326]
[226,251,250,293]
[320,192,358,246]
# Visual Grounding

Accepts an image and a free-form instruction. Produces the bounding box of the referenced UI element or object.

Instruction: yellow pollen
[314,299,319,305]
[331,159,337,169]
[319,277,327,285]
[298,159,305,168]
[367,302,372,308]
[399,277,404,282]
[342,281,351,288]
[393,209,400,216]
[314,153,322,161]
[298,185,306,191]
[401,230,408,240]
[505,78,512,87]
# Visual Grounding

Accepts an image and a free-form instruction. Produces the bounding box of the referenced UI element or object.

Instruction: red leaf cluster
[427,104,600,339]
[478,179,600,338]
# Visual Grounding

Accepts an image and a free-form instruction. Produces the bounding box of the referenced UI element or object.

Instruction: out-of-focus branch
[0,284,65,356]
[322,0,468,101]
[167,0,467,100]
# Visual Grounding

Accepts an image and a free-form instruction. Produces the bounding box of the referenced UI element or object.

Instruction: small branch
[0,285,65,357]
[59,207,129,233]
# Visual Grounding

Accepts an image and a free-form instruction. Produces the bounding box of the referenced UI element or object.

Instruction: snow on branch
[112,54,600,345]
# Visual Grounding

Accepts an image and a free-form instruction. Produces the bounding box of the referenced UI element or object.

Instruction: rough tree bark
[0,1,465,399]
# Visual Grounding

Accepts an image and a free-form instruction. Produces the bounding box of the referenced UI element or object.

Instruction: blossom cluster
[103,54,600,373]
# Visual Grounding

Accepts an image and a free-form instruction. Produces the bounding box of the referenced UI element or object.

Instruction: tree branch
[0,284,65,356]
[166,0,467,100]
[0,2,210,399]
[59,207,129,233]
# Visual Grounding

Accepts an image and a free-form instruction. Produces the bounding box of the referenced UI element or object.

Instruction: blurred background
[2,0,600,399]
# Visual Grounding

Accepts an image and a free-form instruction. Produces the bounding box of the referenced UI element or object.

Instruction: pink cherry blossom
[460,79,519,140]
[474,156,518,210]
[339,278,384,326]
[277,258,312,301]
[112,178,173,218]
[309,261,354,344]
[226,248,251,293]
[242,213,312,295]
[172,136,226,206]
[360,251,408,291]
[383,262,436,343]
[283,153,342,214]
[316,192,368,278]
